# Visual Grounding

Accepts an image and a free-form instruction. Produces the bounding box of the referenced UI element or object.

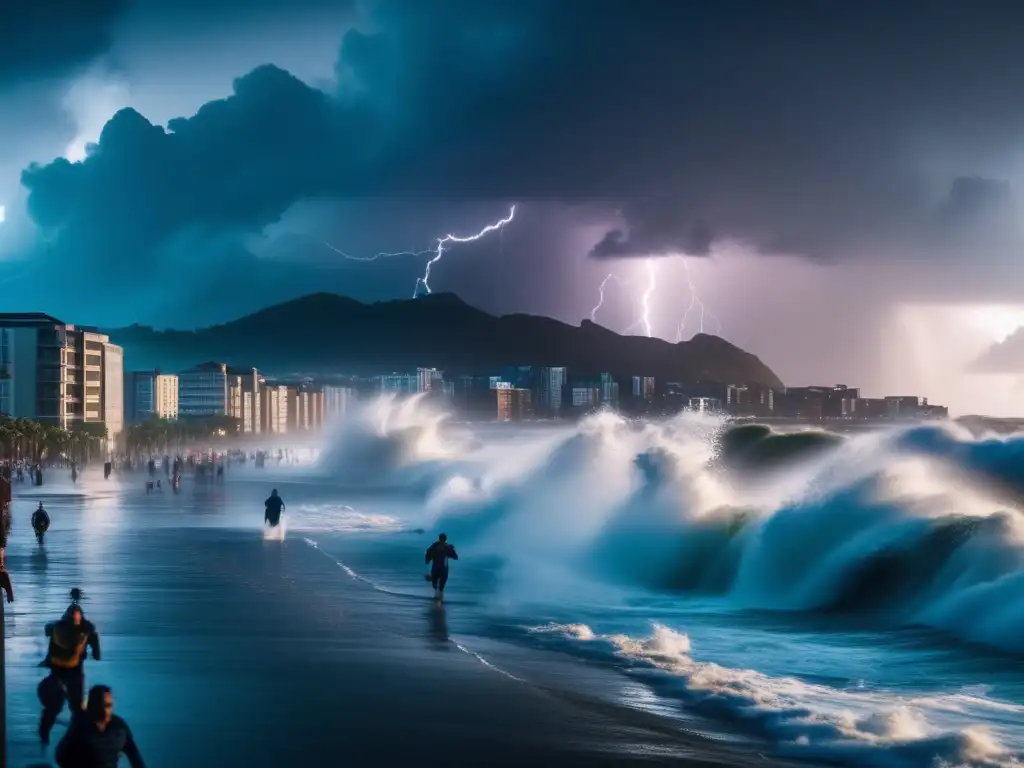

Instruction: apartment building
[497,387,533,421]
[287,385,324,431]
[258,384,289,434]
[323,386,357,420]
[125,371,179,422]
[0,313,123,437]
[227,367,261,433]
[178,362,230,418]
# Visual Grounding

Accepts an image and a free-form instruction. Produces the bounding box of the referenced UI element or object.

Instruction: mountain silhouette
[108,292,785,388]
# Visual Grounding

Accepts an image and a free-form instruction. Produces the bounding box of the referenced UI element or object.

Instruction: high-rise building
[0,314,123,437]
[100,340,124,441]
[258,384,289,434]
[497,387,533,421]
[571,387,600,409]
[323,386,357,419]
[417,368,443,392]
[125,371,179,422]
[286,384,325,431]
[537,367,567,416]
[178,362,230,418]
[227,367,261,432]
[378,373,418,393]
[632,376,656,400]
[598,372,619,407]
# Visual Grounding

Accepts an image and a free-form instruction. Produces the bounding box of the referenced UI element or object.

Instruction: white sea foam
[530,622,1020,768]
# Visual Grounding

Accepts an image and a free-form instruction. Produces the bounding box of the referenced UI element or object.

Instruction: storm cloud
[0,0,126,84]
[8,0,1024,330]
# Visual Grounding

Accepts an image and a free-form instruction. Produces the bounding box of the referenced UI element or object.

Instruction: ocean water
[263,394,1024,768]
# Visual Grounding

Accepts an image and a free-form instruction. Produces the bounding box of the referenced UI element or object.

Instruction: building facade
[178,362,230,418]
[0,314,124,437]
[287,385,325,431]
[632,376,656,400]
[323,386,357,419]
[227,367,262,433]
[101,342,124,441]
[125,371,179,422]
[417,368,443,392]
[377,373,418,393]
[537,367,567,416]
[497,387,533,421]
[259,385,289,434]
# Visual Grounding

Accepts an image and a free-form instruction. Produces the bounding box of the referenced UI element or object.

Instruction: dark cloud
[973,330,1024,373]
[0,1,127,84]
[15,0,1024,322]
[590,198,714,258]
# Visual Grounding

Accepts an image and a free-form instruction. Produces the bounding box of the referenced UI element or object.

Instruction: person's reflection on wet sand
[426,605,450,647]
[29,545,47,573]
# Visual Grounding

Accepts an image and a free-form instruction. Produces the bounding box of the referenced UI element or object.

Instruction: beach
[3,470,797,767]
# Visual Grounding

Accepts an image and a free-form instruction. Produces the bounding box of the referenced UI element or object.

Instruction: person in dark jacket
[56,685,145,768]
[39,604,101,745]
[264,489,285,528]
[424,533,458,603]
[32,502,50,540]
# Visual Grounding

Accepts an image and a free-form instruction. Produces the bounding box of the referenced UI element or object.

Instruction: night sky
[3,0,1024,414]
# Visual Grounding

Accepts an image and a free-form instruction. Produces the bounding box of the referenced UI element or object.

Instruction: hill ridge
[108,292,785,388]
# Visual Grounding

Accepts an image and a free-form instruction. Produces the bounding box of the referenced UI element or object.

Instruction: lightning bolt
[591,273,627,321]
[640,259,657,337]
[675,258,724,341]
[322,206,516,297]
[613,259,658,337]
[414,206,516,297]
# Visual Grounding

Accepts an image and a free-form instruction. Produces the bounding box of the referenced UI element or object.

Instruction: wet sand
[3,472,810,767]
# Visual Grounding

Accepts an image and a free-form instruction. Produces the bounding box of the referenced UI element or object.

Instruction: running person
[424,533,458,604]
[264,489,285,528]
[32,502,50,539]
[38,604,101,745]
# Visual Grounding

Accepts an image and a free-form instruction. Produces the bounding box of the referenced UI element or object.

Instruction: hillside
[107,292,785,388]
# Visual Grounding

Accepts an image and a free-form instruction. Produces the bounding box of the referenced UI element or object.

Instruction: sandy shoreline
[3,478,817,766]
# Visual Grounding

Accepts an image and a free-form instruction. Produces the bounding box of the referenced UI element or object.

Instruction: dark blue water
[298,402,1024,767]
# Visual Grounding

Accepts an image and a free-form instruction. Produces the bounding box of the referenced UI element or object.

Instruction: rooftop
[0,312,66,327]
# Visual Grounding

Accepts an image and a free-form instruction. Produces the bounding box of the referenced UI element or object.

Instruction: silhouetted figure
[56,685,145,768]
[32,502,50,543]
[424,533,459,604]
[39,602,101,745]
[264,489,285,527]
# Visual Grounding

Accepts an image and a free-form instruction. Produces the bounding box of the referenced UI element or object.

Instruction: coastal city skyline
[0,311,948,442]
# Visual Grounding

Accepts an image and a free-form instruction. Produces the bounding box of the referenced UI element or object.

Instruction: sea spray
[309,398,1024,653]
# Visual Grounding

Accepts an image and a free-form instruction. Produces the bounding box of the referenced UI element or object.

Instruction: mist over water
[307,397,1024,767]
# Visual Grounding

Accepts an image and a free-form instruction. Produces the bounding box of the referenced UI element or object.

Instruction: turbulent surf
[301,396,1024,767]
